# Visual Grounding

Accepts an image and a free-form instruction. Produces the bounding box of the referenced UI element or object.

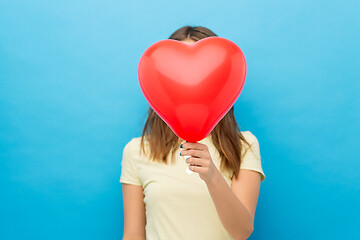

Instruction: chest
[137,153,232,209]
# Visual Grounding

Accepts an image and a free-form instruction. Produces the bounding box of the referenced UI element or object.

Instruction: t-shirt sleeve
[119,139,142,186]
[240,131,266,182]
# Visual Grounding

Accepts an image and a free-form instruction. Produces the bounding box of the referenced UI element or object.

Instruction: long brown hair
[139,25,251,180]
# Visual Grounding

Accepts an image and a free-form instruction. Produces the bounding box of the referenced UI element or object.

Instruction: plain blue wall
[1,0,359,239]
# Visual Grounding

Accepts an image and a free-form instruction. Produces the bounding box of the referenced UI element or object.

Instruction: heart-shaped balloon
[138,36,247,142]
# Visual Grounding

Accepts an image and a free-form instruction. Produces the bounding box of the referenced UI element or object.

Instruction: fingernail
[179,152,181,156]
[180,143,183,148]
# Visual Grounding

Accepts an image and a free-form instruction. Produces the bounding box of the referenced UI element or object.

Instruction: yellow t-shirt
[119,131,266,240]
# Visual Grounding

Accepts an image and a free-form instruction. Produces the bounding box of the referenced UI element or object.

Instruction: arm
[122,183,146,240]
[181,141,262,240]
[205,168,261,240]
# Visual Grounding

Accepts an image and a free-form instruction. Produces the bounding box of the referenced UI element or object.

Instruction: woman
[120,25,266,240]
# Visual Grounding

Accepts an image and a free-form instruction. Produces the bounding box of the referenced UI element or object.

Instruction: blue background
[1,0,359,239]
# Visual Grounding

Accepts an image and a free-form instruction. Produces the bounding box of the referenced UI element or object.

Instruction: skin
[122,38,262,240]
[180,38,197,45]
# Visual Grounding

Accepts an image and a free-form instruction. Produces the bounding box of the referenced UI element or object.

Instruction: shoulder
[124,136,143,147]
[240,130,259,145]
[123,136,149,159]
[126,136,146,150]
[239,131,261,157]
[123,138,136,152]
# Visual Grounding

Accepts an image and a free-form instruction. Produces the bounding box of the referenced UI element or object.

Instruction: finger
[186,157,209,167]
[189,165,206,174]
[182,142,208,151]
[181,149,208,158]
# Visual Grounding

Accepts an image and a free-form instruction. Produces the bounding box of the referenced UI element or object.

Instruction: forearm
[122,236,145,240]
[205,169,253,240]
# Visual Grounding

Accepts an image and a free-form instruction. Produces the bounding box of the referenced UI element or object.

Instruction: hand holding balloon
[180,141,218,182]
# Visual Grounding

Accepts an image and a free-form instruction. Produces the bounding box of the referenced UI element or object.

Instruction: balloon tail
[183,155,194,174]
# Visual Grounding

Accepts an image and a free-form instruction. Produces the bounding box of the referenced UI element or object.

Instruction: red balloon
[138,36,247,142]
